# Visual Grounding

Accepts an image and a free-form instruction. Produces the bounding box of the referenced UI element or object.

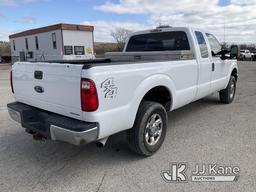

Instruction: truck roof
[131,27,190,36]
[131,26,212,36]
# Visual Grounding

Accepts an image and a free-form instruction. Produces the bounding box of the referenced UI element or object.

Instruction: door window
[195,31,208,58]
[206,33,221,56]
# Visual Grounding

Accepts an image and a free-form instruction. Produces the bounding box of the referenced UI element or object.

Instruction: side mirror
[230,45,240,59]
[221,49,226,60]
[217,49,229,60]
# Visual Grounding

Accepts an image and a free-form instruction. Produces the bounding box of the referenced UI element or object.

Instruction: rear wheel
[219,76,236,104]
[127,101,167,156]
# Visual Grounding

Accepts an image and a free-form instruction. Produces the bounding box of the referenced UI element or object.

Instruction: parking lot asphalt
[0,62,256,192]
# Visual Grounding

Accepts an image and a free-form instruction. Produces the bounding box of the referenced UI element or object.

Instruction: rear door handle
[212,63,215,72]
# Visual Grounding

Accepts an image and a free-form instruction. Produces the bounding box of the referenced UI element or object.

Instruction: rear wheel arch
[140,86,173,111]
[129,85,173,129]
[128,75,176,129]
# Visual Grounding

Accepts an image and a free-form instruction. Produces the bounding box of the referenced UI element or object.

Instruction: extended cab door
[205,33,229,92]
[194,31,212,99]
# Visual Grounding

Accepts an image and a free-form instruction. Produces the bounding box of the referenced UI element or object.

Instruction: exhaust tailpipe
[96,137,108,148]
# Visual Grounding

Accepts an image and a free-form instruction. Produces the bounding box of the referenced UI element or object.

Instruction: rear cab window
[125,31,190,52]
[195,31,209,58]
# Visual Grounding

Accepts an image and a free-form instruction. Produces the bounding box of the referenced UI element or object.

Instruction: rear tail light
[10,70,14,93]
[81,78,98,112]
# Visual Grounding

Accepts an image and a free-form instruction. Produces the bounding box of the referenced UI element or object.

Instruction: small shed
[9,23,95,63]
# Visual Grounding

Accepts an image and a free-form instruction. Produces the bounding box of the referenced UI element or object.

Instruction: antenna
[224,18,226,45]
[157,15,162,28]
[223,17,227,50]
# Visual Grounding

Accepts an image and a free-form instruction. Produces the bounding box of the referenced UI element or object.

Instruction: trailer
[9,23,95,63]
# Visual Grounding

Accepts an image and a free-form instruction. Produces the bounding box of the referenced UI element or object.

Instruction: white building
[9,23,95,62]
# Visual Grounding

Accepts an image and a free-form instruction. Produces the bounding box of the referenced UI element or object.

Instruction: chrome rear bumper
[50,125,98,145]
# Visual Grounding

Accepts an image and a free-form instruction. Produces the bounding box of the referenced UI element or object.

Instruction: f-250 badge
[101,78,118,98]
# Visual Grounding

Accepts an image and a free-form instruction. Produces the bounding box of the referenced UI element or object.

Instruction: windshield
[126,31,190,52]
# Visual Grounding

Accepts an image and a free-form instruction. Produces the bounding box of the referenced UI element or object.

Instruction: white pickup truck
[240,49,253,61]
[8,27,238,156]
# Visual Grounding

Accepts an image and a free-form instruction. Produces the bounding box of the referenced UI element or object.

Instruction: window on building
[195,31,208,58]
[13,40,16,51]
[25,38,29,50]
[35,36,39,50]
[52,33,57,49]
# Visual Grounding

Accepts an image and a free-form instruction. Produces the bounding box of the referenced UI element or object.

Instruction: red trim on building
[9,23,94,39]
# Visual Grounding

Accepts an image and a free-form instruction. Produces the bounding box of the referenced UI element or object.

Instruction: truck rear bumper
[7,102,99,146]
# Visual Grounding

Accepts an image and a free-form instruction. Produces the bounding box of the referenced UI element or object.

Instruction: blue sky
[219,0,231,6]
[0,0,147,40]
[0,0,255,43]
[0,0,143,31]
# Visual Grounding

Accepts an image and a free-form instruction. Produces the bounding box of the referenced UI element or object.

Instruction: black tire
[127,101,167,156]
[219,76,237,104]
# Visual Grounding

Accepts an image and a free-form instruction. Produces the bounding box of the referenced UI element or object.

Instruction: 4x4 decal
[101,78,118,98]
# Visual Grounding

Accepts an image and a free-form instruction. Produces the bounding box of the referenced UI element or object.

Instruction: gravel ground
[0,62,255,192]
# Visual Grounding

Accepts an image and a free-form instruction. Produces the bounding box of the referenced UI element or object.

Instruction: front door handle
[212,63,215,72]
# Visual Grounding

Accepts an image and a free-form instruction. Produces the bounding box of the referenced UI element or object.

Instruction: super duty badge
[101,78,118,99]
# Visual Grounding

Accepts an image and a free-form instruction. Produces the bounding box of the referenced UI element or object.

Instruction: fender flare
[225,62,238,88]
[126,74,176,128]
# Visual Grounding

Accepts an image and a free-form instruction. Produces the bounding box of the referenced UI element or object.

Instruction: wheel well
[231,68,238,81]
[141,86,172,111]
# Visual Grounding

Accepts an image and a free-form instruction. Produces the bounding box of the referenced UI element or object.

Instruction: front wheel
[127,101,167,156]
[219,76,237,104]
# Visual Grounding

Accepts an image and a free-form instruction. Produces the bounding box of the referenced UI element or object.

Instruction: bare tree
[0,41,11,56]
[111,28,132,51]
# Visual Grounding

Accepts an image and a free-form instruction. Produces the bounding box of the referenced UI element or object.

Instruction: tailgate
[12,62,84,120]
